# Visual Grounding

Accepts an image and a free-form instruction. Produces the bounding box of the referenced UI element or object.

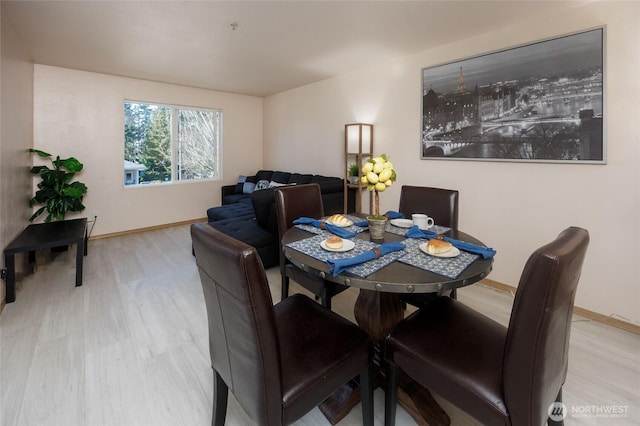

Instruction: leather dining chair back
[398,185,460,304]
[275,184,348,307]
[502,226,589,425]
[384,227,589,426]
[191,222,374,426]
[398,185,459,229]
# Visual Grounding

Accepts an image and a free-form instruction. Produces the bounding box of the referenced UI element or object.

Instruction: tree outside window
[124,101,221,185]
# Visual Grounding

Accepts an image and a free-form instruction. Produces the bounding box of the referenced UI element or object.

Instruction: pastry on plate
[325,236,343,249]
[328,214,351,226]
[426,238,452,254]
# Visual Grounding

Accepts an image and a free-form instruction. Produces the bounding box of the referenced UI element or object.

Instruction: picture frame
[421,27,605,164]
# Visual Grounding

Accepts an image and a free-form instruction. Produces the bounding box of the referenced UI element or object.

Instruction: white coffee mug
[412,213,434,230]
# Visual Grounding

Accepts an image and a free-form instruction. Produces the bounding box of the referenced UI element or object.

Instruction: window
[124,101,222,185]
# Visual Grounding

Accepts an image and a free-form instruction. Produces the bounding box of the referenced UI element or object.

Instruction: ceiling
[3,1,588,97]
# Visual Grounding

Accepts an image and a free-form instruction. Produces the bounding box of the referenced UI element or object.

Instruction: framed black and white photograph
[421,28,605,163]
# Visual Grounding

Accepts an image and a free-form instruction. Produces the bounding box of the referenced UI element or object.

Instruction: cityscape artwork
[421,28,604,163]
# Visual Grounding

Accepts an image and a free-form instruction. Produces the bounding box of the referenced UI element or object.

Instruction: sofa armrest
[221,184,240,204]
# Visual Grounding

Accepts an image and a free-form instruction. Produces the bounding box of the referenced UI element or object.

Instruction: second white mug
[412,213,434,230]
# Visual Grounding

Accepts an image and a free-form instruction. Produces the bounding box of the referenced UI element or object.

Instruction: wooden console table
[3,218,87,303]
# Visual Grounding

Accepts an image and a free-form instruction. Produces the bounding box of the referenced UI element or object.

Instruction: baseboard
[481,278,640,335]
[89,218,207,240]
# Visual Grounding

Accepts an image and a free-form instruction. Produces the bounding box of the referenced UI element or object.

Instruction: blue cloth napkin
[405,226,496,259]
[353,211,405,227]
[384,211,405,219]
[326,242,406,276]
[293,217,357,238]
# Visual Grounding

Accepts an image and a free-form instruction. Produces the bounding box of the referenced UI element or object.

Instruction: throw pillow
[242,182,256,194]
[254,179,270,191]
[268,180,296,188]
[236,175,248,194]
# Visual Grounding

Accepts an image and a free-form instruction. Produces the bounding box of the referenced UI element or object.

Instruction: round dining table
[282,225,493,340]
[282,223,494,425]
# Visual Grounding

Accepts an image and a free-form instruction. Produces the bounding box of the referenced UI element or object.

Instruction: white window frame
[124,100,223,186]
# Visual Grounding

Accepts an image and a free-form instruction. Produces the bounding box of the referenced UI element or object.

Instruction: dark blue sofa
[206,170,355,268]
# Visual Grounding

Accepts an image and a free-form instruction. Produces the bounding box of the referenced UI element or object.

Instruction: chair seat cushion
[275,294,371,424]
[386,296,509,425]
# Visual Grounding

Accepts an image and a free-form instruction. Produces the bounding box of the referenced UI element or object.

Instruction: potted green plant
[348,163,360,184]
[28,148,88,222]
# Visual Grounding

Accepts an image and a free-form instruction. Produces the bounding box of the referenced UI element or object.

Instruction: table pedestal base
[319,380,361,425]
[354,289,404,344]
[317,289,450,425]
[396,371,450,425]
[318,373,450,426]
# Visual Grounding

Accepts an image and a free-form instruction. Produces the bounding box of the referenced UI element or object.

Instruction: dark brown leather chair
[275,184,348,308]
[398,185,460,305]
[191,222,374,426]
[384,227,589,426]
[398,185,459,229]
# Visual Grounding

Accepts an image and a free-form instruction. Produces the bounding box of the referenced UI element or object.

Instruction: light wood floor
[1,224,638,426]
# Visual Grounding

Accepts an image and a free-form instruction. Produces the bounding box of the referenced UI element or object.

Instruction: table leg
[3,253,16,303]
[75,238,84,287]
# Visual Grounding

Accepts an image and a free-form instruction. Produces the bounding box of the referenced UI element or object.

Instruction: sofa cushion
[207,203,255,222]
[208,216,272,247]
[223,193,252,205]
[255,170,273,182]
[270,171,292,183]
[208,216,278,268]
[311,175,344,193]
[289,173,313,185]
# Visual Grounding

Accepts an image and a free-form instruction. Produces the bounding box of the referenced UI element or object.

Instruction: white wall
[1,6,34,303]
[264,2,640,323]
[33,66,263,236]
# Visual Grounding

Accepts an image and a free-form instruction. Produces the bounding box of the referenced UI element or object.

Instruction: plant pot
[349,176,360,185]
[367,216,387,240]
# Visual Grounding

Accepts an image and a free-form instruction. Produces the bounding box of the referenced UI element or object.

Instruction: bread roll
[325,236,343,249]
[328,214,351,226]
[427,239,452,254]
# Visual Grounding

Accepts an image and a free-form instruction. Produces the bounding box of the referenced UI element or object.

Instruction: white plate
[419,243,460,258]
[321,238,355,252]
[390,218,413,228]
[328,218,353,227]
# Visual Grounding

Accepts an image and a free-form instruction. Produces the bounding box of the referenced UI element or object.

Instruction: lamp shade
[346,123,372,153]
